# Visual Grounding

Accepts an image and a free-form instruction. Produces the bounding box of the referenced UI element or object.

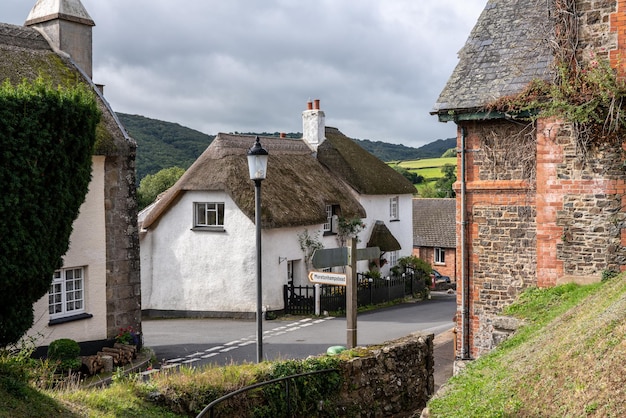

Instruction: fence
[284,271,426,316]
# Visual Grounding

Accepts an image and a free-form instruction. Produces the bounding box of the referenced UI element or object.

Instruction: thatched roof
[413,198,456,248]
[142,133,368,230]
[431,0,553,118]
[318,127,417,195]
[366,221,401,252]
[0,23,133,156]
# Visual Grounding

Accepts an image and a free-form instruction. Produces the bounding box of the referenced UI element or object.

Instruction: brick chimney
[302,99,326,151]
[25,0,95,79]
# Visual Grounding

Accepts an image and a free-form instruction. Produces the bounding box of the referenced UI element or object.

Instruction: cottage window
[49,267,85,319]
[323,204,340,234]
[194,202,225,228]
[390,196,399,221]
[435,248,445,264]
[388,251,398,267]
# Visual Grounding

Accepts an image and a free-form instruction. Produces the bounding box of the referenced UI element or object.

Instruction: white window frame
[388,251,398,267]
[323,204,333,232]
[194,202,225,228]
[49,267,85,320]
[434,247,445,265]
[390,196,399,220]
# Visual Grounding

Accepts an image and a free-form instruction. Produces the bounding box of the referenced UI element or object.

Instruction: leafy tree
[392,165,424,184]
[419,183,439,198]
[0,78,100,346]
[137,166,185,209]
[434,164,457,198]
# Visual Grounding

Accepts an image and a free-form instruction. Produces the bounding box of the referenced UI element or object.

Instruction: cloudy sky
[4,0,486,148]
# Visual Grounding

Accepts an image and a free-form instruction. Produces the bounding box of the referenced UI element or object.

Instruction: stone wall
[329,333,434,417]
[104,137,142,339]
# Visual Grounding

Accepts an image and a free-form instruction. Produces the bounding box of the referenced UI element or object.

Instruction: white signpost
[308,271,347,286]
[310,242,380,349]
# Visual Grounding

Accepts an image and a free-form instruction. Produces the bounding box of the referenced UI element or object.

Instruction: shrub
[48,339,81,372]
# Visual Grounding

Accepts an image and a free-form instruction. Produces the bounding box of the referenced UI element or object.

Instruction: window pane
[217,203,225,226]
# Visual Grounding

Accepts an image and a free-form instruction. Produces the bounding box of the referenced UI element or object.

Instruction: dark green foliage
[356,137,456,161]
[48,339,81,372]
[433,163,457,198]
[392,165,424,184]
[398,256,432,286]
[0,78,99,346]
[137,166,185,209]
[116,113,214,183]
[254,356,342,417]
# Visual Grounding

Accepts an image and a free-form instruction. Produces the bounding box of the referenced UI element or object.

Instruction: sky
[3,0,486,148]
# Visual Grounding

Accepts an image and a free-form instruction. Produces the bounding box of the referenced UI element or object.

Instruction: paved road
[143,291,456,369]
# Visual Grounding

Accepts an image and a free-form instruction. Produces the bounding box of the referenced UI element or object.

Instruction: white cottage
[140,101,415,318]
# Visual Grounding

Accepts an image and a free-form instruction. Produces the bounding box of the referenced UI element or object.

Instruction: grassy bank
[428,277,626,417]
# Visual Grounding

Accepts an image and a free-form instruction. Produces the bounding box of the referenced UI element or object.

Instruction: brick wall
[455,1,626,359]
[413,246,457,281]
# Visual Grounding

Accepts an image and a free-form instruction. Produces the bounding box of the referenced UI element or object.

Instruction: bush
[48,339,81,372]
[398,256,432,286]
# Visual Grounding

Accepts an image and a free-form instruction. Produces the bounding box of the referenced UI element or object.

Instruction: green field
[388,157,457,195]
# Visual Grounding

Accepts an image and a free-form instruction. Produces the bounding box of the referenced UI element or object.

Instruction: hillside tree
[137,166,185,209]
[0,78,100,346]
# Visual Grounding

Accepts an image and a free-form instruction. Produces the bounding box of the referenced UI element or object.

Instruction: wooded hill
[116,113,455,183]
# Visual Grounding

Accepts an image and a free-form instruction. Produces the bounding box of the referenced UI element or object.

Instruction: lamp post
[247,136,268,363]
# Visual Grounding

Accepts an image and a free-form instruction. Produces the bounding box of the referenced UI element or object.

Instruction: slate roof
[413,198,456,248]
[142,127,416,230]
[432,0,554,117]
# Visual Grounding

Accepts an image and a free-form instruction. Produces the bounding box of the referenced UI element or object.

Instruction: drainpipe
[460,126,470,360]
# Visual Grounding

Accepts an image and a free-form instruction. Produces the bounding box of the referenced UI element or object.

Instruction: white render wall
[140,190,414,315]
[27,156,107,346]
[358,193,414,275]
[142,190,256,313]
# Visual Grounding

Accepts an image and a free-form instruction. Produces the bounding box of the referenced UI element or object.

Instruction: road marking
[201,353,218,359]
[159,316,336,366]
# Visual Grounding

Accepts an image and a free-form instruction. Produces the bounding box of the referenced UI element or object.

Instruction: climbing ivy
[0,77,100,346]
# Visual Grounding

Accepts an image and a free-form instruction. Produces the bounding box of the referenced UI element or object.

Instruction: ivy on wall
[0,77,100,346]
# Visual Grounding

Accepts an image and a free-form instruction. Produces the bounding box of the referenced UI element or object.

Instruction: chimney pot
[280,132,286,138]
[307,100,313,110]
[314,99,320,110]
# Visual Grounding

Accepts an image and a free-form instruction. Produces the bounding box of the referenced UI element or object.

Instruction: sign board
[308,271,347,286]
[311,247,348,269]
[311,246,380,269]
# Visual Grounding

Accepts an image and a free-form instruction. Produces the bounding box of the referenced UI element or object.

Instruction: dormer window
[323,204,341,234]
[390,196,399,221]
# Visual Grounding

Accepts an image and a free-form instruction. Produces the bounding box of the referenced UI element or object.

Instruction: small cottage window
[390,196,399,221]
[323,204,340,234]
[388,251,398,268]
[49,267,85,319]
[435,248,445,264]
[195,202,225,228]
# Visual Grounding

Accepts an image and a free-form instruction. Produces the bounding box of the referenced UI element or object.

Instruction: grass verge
[427,278,626,417]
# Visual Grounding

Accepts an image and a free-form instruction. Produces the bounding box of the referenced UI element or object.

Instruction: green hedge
[0,78,100,346]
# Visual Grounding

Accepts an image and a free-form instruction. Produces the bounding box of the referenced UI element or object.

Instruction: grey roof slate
[413,198,456,248]
[432,0,554,115]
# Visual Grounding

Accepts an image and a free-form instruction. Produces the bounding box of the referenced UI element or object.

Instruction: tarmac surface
[432,327,455,392]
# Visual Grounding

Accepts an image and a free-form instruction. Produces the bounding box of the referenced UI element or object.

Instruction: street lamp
[247,136,268,363]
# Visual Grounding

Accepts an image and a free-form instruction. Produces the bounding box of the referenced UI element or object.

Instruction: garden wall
[328,332,434,417]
